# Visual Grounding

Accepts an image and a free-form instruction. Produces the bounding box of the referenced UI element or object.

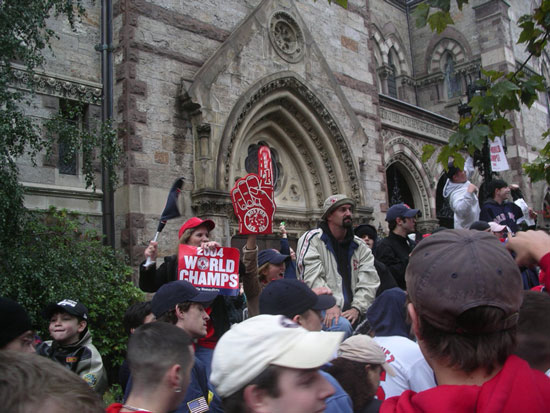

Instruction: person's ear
[77,319,87,333]
[292,314,302,326]
[166,364,182,390]
[243,385,272,413]
[407,303,422,340]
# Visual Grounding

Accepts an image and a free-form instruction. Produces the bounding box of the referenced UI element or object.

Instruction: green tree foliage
[415,1,550,181]
[0,207,144,384]
[0,0,121,228]
[0,0,128,390]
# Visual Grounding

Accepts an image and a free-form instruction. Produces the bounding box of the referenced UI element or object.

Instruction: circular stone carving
[269,11,305,63]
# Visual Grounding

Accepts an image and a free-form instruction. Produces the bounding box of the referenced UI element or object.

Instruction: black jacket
[374,232,415,290]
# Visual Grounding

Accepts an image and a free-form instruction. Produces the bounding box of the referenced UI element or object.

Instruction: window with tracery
[444,53,462,99]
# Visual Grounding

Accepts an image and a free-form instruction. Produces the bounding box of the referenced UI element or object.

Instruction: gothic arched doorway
[386,163,415,208]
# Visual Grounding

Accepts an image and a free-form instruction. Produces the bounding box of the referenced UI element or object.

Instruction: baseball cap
[210,314,344,397]
[488,221,507,233]
[338,335,396,376]
[178,217,215,239]
[406,229,522,333]
[258,249,289,267]
[385,203,419,222]
[469,220,490,231]
[259,279,336,319]
[151,280,218,317]
[43,299,88,320]
[0,297,32,348]
[322,194,355,220]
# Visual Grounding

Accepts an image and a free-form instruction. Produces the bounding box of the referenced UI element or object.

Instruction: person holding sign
[140,217,238,378]
[231,146,279,318]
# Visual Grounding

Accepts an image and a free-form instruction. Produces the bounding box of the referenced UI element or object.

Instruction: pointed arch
[218,73,362,213]
[383,136,435,221]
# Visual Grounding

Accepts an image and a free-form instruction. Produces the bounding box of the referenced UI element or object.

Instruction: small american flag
[187,396,209,413]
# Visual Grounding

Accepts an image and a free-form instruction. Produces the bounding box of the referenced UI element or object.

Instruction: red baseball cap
[178,217,215,239]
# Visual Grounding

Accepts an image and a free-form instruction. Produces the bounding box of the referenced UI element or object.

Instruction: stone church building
[17,0,550,265]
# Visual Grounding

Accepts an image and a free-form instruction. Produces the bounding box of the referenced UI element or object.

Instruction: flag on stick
[145,177,184,266]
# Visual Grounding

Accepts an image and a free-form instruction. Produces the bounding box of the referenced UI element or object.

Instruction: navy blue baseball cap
[385,203,419,222]
[258,249,289,267]
[259,279,336,319]
[43,299,89,320]
[151,280,218,317]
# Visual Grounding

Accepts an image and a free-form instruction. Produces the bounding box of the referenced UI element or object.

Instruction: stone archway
[383,135,438,233]
[215,74,365,234]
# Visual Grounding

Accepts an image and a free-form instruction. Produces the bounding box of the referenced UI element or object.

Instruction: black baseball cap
[43,299,89,320]
[151,280,218,317]
[259,279,336,319]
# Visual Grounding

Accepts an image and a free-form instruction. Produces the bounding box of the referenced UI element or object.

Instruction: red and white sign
[177,245,240,296]
[489,137,509,172]
[230,146,276,234]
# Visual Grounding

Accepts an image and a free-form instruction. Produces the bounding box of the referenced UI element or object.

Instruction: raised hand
[231,146,276,234]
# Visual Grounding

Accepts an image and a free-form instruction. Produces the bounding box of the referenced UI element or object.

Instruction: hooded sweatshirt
[479,199,523,234]
[442,179,480,229]
[380,355,550,413]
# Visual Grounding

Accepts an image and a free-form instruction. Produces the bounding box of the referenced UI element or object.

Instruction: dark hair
[487,179,508,199]
[515,291,550,372]
[418,306,516,374]
[221,365,281,413]
[510,186,524,201]
[128,322,193,391]
[0,351,104,413]
[156,302,192,325]
[123,301,152,336]
[325,358,377,411]
[388,220,397,232]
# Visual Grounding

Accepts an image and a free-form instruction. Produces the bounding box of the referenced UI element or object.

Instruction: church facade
[17,0,550,264]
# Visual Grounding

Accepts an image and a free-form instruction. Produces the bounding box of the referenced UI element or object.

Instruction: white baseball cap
[338,335,396,377]
[210,314,344,397]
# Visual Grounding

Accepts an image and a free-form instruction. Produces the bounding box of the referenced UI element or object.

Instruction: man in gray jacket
[297,194,379,331]
[442,161,480,229]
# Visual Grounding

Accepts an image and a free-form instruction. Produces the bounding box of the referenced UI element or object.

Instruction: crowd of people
[2,183,550,413]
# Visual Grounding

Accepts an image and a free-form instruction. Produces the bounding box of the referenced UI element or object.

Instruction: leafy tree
[0,0,128,393]
[0,207,144,387]
[415,1,550,183]
[0,0,121,239]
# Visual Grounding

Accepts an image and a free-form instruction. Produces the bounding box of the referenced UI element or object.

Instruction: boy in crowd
[0,296,35,353]
[36,299,107,394]
[382,230,550,412]
[142,280,223,413]
[107,322,195,413]
[259,278,353,412]
[0,351,104,413]
[211,314,343,413]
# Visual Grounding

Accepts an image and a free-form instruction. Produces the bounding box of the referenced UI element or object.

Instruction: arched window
[387,53,397,98]
[444,53,461,99]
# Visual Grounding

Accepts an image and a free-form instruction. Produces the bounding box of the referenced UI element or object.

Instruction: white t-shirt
[374,335,436,399]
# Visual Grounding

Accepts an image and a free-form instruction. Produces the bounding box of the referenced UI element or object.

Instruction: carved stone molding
[191,189,234,217]
[385,135,436,187]
[380,107,453,142]
[224,76,361,207]
[10,66,102,105]
[387,152,432,220]
[269,11,305,64]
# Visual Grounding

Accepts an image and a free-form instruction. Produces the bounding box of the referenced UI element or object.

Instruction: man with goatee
[297,194,379,334]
